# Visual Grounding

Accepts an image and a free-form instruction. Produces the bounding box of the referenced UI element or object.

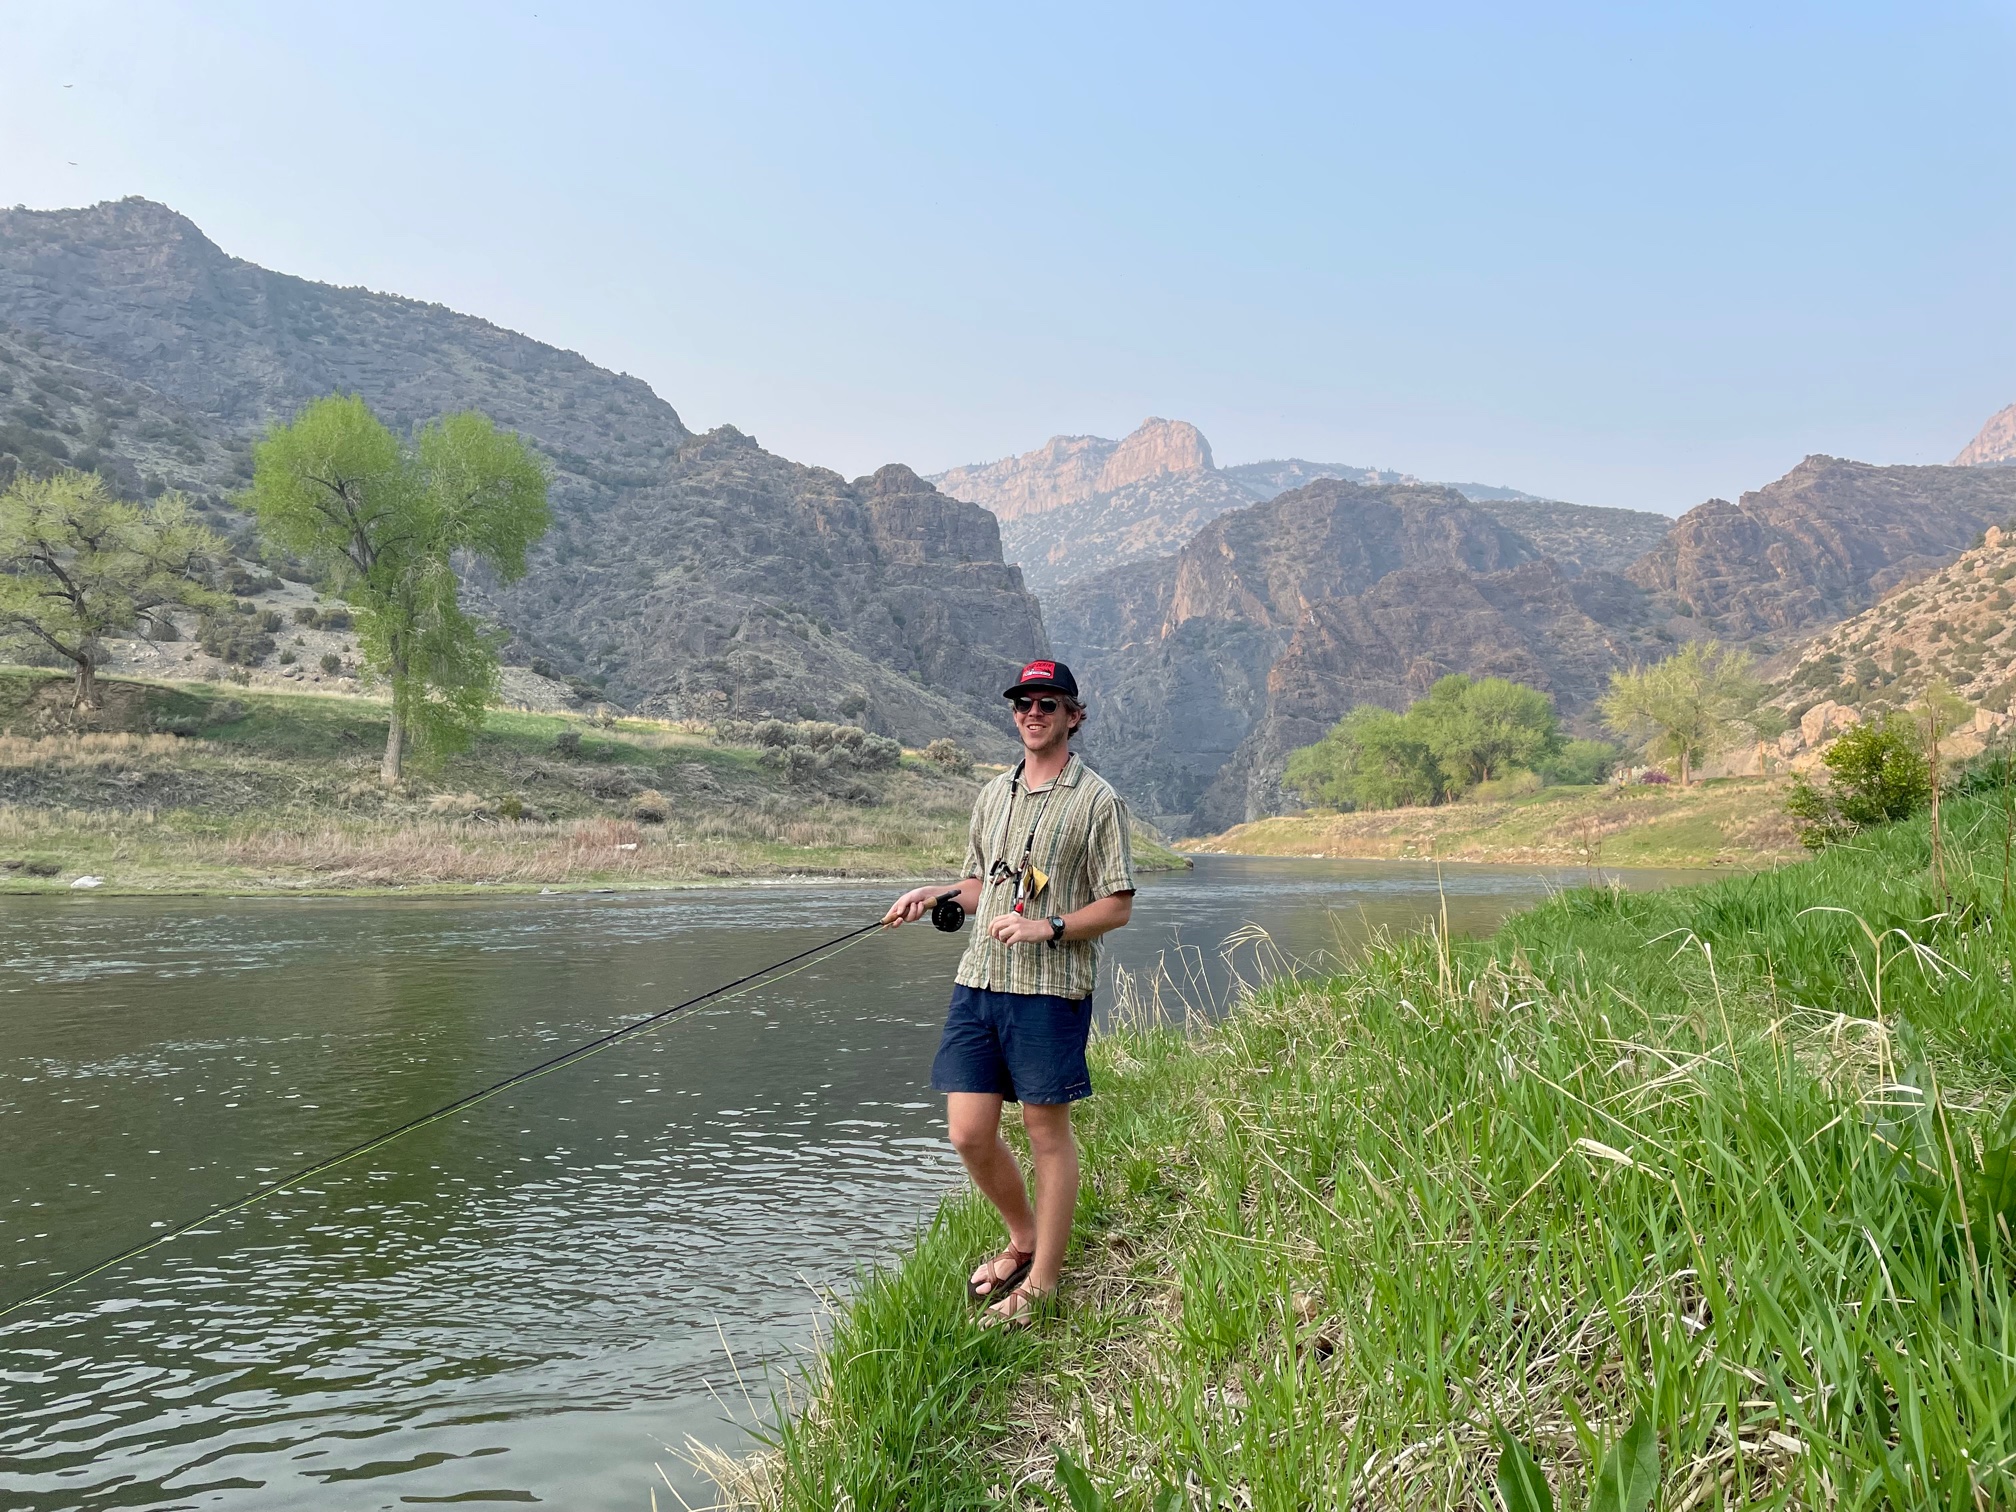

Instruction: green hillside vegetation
[719,787,2016,1509]
[0,669,1186,893]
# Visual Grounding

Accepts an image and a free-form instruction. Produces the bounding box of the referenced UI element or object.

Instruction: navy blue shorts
[930,984,1094,1105]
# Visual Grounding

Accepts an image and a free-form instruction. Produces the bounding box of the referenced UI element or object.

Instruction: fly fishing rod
[0,890,967,1322]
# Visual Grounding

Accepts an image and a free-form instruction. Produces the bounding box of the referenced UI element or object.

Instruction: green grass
[729,794,2016,1508]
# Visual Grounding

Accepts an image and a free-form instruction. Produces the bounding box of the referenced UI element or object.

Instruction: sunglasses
[1012,695,1063,715]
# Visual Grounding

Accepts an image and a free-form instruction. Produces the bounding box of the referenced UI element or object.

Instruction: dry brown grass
[0,732,200,767]
[216,816,750,885]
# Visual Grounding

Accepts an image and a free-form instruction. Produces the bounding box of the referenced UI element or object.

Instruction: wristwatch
[1046,915,1066,948]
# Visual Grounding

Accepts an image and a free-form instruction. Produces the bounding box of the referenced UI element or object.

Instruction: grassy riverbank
[718,793,2016,1508]
[1189,777,1805,870]
[0,669,1186,894]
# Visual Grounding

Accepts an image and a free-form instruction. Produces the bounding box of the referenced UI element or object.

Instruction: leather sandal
[967,1244,1035,1302]
[980,1280,1057,1330]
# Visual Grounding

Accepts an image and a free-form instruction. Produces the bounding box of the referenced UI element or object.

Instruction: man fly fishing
[885,658,1135,1327]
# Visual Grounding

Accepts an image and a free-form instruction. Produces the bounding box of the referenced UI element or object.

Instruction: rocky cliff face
[0,199,1048,753]
[931,417,1211,522]
[1626,455,2016,638]
[940,418,1674,593]
[1955,404,2016,467]
[1047,479,1652,829]
[1212,561,1652,826]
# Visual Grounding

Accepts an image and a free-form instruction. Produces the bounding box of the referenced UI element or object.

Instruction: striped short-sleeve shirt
[955,751,1136,1000]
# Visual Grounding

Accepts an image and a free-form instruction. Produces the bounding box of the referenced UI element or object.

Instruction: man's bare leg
[946,1092,1036,1292]
[989,1101,1077,1319]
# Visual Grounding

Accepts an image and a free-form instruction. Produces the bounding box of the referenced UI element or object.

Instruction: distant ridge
[930,417,1661,592]
[1955,403,2016,467]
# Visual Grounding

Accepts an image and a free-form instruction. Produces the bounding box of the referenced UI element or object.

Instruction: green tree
[1599,640,1760,786]
[1542,738,1621,786]
[1785,715,1929,849]
[1285,705,1447,811]
[0,469,226,708]
[1412,674,1561,787]
[244,396,550,783]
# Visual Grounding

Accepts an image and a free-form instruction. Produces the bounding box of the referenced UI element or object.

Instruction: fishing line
[1,892,963,1322]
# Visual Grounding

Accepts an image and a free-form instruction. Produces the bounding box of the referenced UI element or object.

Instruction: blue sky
[4,1,2012,514]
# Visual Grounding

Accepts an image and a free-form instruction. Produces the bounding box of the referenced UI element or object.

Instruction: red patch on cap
[1020,660,1057,681]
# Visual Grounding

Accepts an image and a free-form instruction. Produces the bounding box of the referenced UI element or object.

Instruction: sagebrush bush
[922,737,973,775]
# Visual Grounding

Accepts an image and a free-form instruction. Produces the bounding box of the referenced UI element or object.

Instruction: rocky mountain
[1626,455,2016,639]
[0,323,245,502]
[934,416,1673,592]
[1048,477,1664,831]
[931,417,1214,522]
[1772,524,2016,724]
[1955,404,2016,467]
[0,199,1048,754]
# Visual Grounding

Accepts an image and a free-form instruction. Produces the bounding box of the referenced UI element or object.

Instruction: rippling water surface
[0,858,1707,1509]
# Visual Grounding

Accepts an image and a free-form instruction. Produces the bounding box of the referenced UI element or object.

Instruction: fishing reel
[930,889,966,933]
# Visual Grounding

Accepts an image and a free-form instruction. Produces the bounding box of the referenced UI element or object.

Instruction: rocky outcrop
[1094,417,1212,492]
[932,417,1211,523]
[1626,455,2016,638]
[1955,404,2016,467]
[1048,479,1653,830]
[945,419,1674,593]
[0,199,1049,754]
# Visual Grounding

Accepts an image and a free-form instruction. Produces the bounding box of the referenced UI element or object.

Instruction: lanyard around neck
[991,757,1062,894]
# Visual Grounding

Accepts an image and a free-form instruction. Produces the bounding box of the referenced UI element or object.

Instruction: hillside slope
[0,199,1047,755]
[1626,454,2016,638]
[1047,478,1666,831]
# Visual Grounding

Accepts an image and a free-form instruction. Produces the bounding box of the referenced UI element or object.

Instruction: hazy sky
[5,1,2012,514]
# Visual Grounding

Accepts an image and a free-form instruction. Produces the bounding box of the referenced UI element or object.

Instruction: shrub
[22,857,61,877]
[1468,769,1543,803]
[1785,716,1929,849]
[293,605,319,625]
[277,649,296,665]
[498,794,525,822]
[1637,768,1672,784]
[923,738,974,775]
[553,728,582,757]
[256,608,284,632]
[318,606,351,631]
[630,789,670,824]
[1540,738,1619,786]
[197,614,274,665]
[320,653,342,675]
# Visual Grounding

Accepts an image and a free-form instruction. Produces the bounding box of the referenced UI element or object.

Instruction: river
[0,857,1709,1510]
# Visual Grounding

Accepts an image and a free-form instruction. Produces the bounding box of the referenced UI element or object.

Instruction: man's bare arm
[986,889,1133,945]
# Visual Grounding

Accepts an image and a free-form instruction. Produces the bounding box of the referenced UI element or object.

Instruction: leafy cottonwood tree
[1283,676,1561,811]
[0,469,226,708]
[1599,640,1760,786]
[1286,705,1445,810]
[1412,674,1561,786]
[244,396,550,783]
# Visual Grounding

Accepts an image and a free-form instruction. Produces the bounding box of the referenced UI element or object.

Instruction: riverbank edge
[1182,775,1804,870]
[0,666,1191,895]
[709,795,2013,1508]
[0,851,1193,902]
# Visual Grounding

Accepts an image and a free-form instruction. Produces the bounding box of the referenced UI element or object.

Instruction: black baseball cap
[1003,658,1079,700]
